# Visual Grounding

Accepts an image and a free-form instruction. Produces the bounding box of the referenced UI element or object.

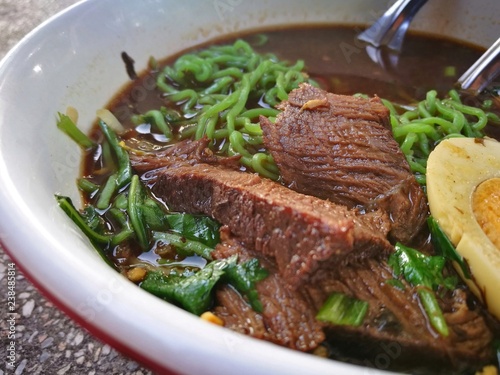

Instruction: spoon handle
[456,37,500,95]
[357,0,428,52]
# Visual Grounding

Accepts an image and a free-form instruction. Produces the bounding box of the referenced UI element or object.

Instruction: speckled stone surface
[0,1,154,374]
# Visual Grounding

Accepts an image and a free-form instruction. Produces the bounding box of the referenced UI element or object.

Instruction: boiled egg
[427,137,500,320]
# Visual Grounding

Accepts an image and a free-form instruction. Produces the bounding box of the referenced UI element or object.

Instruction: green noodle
[388,90,500,185]
[152,39,316,180]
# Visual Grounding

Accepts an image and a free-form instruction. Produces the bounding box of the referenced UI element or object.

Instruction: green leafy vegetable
[57,149,221,258]
[139,197,170,231]
[385,279,405,290]
[96,172,118,209]
[140,256,236,315]
[81,205,104,232]
[56,112,95,149]
[129,180,172,246]
[55,196,133,268]
[112,193,128,210]
[132,109,175,140]
[152,231,214,260]
[316,293,369,326]
[427,216,471,279]
[388,243,455,336]
[76,121,134,213]
[128,174,150,250]
[224,258,269,312]
[57,196,125,246]
[166,213,221,247]
[77,178,99,195]
[98,120,133,189]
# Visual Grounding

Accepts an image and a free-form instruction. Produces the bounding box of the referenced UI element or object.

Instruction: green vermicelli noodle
[383,90,500,185]
[133,39,500,185]
[132,39,317,181]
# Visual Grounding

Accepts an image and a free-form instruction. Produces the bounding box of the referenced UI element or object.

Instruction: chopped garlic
[200,311,224,326]
[127,267,147,283]
[65,106,79,124]
[96,108,124,132]
[300,98,328,112]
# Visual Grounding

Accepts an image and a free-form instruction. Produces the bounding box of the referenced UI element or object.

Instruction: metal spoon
[359,0,500,96]
[357,0,428,72]
[357,0,428,52]
[456,36,500,95]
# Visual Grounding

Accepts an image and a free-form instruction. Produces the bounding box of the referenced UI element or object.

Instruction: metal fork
[357,0,428,52]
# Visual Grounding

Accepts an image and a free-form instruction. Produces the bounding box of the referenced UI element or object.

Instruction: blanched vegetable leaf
[81,205,104,232]
[55,195,133,269]
[316,293,369,326]
[128,174,151,250]
[153,231,214,260]
[126,178,222,252]
[127,175,180,250]
[56,195,111,246]
[166,213,220,247]
[140,198,170,231]
[56,112,95,149]
[140,256,236,315]
[98,120,132,189]
[389,243,451,336]
[224,258,269,312]
[389,243,457,291]
[427,216,472,279]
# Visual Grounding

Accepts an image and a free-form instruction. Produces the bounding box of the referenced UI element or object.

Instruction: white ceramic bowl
[0,1,499,374]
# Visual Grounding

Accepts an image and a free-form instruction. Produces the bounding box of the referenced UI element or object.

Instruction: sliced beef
[211,229,324,351]
[131,136,240,174]
[305,259,495,373]
[134,153,393,288]
[260,83,428,244]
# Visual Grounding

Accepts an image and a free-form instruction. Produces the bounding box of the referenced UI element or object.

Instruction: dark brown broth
[103,26,484,130]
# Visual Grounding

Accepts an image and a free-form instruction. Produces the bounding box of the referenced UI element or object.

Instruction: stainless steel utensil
[357,0,428,52]
[456,36,500,95]
[358,0,499,96]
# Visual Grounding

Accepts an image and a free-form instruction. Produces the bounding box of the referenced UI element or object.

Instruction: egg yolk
[472,178,500,250]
